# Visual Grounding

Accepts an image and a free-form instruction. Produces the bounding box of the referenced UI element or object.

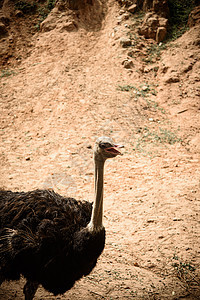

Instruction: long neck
[87,157,105,232]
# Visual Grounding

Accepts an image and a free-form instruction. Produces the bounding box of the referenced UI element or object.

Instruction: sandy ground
[0,0,200,299]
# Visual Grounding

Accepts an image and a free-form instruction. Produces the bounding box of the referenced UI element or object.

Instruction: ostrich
[0,137,123,299]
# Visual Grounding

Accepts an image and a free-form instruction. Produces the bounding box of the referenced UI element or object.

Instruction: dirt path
[0,0,200,299]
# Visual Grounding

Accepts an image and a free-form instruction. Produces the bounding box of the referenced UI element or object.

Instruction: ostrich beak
[114,144,124,149]
[114,144,124,155]
[106,144,124,155]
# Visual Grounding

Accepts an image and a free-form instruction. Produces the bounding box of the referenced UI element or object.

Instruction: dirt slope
[0,0,200,299]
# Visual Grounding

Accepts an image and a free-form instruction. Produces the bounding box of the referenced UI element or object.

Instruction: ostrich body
[0,137,122,299]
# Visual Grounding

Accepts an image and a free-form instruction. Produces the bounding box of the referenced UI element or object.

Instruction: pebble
[173,217,182,221]
[128,4,137,14]
[119,37,132,48]
[122,59,133,69]
[147,219,156,223]
[142,85,149,91]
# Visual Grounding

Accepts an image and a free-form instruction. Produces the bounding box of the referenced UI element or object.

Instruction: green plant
[118,83,164,113]
[117,84,136,92]
[133,127,181,155]
[117,83,165,114]
[172,254,197,282]
[35,0,56,30]
[168,0,195,25]
[171,254,200,297]
[131,10,145,24]
[144,43,167,64]
[118,83,154,96]
[37,7,49,22]
[172,254,195,273]
[0,69,16,78]
[167,0,195,40]
[155,128,181,144]
[47,0,56,10]
[15,0,37,14]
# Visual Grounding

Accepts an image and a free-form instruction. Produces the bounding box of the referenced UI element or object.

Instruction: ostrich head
[94,137,123,161]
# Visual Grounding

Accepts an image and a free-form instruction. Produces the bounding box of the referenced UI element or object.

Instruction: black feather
[0,189,105,296]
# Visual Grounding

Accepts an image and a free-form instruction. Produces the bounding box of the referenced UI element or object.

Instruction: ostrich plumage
[0,137,122,299]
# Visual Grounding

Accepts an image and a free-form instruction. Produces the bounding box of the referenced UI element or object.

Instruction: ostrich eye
[100,143,112,149]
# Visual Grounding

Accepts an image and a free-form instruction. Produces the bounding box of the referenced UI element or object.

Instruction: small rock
[156,26,167,43]
[142,85,149,91]
[117,12,130,24]
[122,59,133,69]
[158,235,164,239]
[192,38,200,46]
[147,219,156,223]
[122,12,130,20]
[159,17,168,28]
[0,14,10,25]
[86,172,93,176]
[25,157,31,161]
[15,10,23,17]
[165,75,180,83]
[0,22,7,36]
[144,65,159,73]
[173,217,182,221]
[40,15,56,32]
[60,21,78,32]
[160,65,168,74]
[119,9,126,15]
[145,263,156,269]
[119,37,132,48]
[128,4,137,14]
[127,50,134,57]
[56,1,66,11]
[186,247,191,251]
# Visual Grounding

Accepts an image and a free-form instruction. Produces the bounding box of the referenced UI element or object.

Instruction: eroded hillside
[0,0,200,299]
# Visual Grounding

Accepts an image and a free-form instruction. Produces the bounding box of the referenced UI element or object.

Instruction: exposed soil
[0,0,200,299]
